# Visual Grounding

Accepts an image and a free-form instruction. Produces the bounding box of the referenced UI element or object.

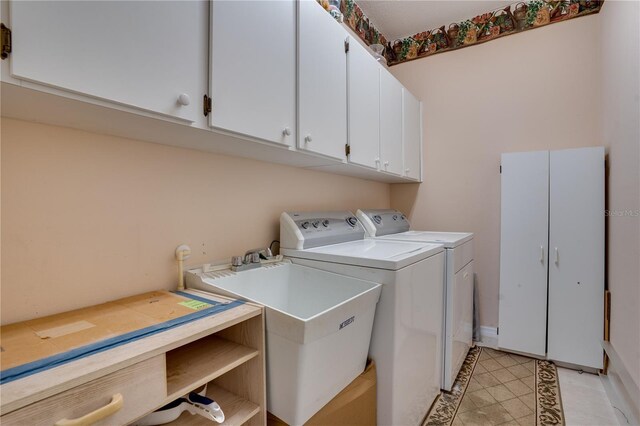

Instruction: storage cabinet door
[347,37,380,169]
[402,88,422,181]
[9,1,207,123]
[498,151,549,357]
[210,1,295,146]
[548,147,604,369]
[379,68,404,176]
[298,0,348,160]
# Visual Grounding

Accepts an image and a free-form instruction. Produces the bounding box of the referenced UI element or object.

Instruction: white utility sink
[185,261,382,425]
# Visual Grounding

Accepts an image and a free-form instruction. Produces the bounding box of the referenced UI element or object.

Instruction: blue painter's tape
[0,294,244,385]
[172,290,231,306]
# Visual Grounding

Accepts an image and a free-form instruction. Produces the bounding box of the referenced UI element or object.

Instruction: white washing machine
[357,209,474,392]
[280,211,445,426]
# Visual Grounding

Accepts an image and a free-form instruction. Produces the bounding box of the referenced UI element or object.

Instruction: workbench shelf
[166,383,261,425]
[166,335,259,399]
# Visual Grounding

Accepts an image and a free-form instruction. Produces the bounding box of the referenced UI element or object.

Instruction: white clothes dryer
[357,209,474,392]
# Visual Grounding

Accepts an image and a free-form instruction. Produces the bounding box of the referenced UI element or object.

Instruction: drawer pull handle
[55,393,123,426]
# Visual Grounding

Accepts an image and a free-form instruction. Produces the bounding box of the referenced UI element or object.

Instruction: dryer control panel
[356,209,410,237]
[280,211,365,250]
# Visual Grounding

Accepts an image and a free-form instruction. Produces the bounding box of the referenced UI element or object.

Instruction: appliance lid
[281,239,444,270]
[375,231,473,248]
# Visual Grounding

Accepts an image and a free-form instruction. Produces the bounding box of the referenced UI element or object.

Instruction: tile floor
[455,345,621,426]
[455,347,537,426]
[557,367,620,426]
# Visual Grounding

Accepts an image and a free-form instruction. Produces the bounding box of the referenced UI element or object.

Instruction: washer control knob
[322,219,330,227]
[392,215,398,221]
[301,221,310,229]
[312,220,320,228]
[373,215,382,224]
[346,216,358,227]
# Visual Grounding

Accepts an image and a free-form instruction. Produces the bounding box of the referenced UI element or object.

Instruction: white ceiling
[356,1,512,41]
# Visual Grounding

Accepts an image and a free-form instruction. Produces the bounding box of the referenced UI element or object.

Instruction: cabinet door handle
[304,135,312,143]
[539,245,544,263]
[177,93,191,106]
[554,247,559,265]
[282,127,291,136]
[384,161,389,167]
[55,393,123,426]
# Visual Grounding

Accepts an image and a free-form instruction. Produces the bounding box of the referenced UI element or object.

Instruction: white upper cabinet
[9,1,207,123]
[210,1,296,146]
[402,88,422,181]
[347,37,380,170]
[4,0,421,182]
[298,0,348,161]
[379,68,404,176]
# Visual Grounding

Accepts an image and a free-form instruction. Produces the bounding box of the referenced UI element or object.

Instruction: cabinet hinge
[497,327,499,335]
[1,23,12,60]
[345,144,351,156]
[344,39,349,53]
[499,165,502,174]
[203,94,212,117]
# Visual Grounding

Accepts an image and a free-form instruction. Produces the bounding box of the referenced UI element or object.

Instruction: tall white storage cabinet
[498,151,550,357]
[499,147,604,369]
[547,148,605,368]
[210,0,296,146]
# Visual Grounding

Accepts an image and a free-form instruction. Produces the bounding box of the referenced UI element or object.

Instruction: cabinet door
[402,88,422,180]
[210,1,295,146]
[379,68,404,175]
[347,37,380,169]
[498,151,549,357]
[9,1,207,123]
[548,147,604,369]
[298,0,348,160]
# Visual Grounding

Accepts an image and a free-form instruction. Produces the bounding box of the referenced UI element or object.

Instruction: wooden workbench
[0,289,266,426]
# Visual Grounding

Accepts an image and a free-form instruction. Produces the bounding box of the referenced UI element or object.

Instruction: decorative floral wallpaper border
[318,0,388,46]
[320,0,603,66]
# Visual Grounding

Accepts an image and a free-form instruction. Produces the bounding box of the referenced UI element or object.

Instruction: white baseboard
[602,341,640,425]
[476,326,498,349]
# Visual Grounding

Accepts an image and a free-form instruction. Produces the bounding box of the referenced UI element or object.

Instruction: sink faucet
[230,247,273,272]
[244,247,273,261]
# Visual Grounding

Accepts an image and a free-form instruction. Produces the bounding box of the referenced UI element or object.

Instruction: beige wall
[389,15,602,327]
[600,1,640,390]
[0,118,390,324]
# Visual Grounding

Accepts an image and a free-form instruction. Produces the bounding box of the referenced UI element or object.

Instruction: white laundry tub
[186,262,381,425]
